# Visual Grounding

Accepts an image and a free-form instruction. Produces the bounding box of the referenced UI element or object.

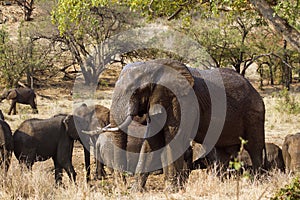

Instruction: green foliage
[274,0,300,30]
[275,88,300,114]
[271,177,300,200]
[0,25,52,87]
[229,137,248,172]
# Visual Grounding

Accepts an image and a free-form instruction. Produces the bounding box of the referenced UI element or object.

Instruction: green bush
[271,177,300,200]
[275,88,300,114]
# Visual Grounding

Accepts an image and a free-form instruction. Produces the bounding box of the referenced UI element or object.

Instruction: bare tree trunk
[259,63,264,89]
[269,63,274,85]
[249,0,300,52]
[282,40,290,90]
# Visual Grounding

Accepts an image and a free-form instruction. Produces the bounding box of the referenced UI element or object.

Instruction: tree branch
[249,0,300,52]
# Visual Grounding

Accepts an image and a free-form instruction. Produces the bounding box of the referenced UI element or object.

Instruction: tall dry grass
[0,88,298,199]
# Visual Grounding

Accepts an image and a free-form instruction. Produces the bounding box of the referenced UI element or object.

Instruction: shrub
[275,88,300,114]
[271,177,300,200]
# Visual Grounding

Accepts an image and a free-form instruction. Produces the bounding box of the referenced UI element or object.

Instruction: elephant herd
[0,59,299,191]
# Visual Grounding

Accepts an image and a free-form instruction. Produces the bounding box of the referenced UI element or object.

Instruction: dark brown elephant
[106,59,265,189]
[0,110,14,173]
[282,133,300,174]
[0,87,38,115]
[13,114,89,184]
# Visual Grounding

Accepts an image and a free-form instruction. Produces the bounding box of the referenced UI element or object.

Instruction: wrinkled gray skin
[282,133,300,174]
[0,109,14,173]
[194,143,284,172]
[13,114,89,184]
[73,103,110,181]
[0,88,38,115]
[110,59,265,189]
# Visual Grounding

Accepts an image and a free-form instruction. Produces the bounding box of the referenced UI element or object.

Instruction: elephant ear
[155,59,194,86]
[63,115,89,140]
[152,59,194,96]
[63,115,79,140]
[7,89,17,99]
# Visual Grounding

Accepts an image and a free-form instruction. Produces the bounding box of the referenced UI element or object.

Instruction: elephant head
[282,133,300,174]
[0,89,10,102]
[63,115,90,140]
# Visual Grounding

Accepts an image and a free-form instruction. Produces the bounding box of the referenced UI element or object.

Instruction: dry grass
[0,86,298,199]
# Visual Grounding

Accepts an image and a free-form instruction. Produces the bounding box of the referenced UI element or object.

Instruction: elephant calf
[282,133,300,174]
[0,87,38,115]
[192,143,285,172]
[13,114,89,184]
[94,122,193,191]
[73,103,110,181]
[236,143,284,172]
[0,109,14,172]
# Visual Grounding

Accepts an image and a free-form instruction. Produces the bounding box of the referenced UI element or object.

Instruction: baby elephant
[238,143,285,172]
[192,143,285,172]
[13,114,89,184]
[0,109,14,172]
[282,133,300,174]
[0,88,38,115]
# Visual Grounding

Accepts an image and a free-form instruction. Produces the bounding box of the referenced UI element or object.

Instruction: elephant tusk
[82,129,102,135]
[102,127,119,132]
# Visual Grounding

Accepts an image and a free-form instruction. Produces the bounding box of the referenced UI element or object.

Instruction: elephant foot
[131,182,147,193]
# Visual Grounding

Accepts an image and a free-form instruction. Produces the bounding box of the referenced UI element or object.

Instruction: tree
[15,0,35,21]
[52,1,131,85]
[0,24,55,87]
[104,0,300,53]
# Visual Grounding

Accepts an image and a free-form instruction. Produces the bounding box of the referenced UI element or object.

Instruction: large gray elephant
[106,59,265,189]
[13,114,89,184]
[282,133,300,174]
[0,109,14,173]
[0,87,38,115]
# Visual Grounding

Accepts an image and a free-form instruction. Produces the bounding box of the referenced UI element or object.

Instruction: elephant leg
[162,125,188,190]
[53,158,63,185]
[4,149,11,172]
[63,163,77,182]
[8,100,17,115]
[244,123,265,173]
[29,99,38,114]
[134,172,150,192]
[83,147,90,182]
[95,160,106,180]
[0,149,4,170]
[162,144,185,191]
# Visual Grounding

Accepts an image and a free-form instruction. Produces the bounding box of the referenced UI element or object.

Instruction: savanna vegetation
[0,0,299,199]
